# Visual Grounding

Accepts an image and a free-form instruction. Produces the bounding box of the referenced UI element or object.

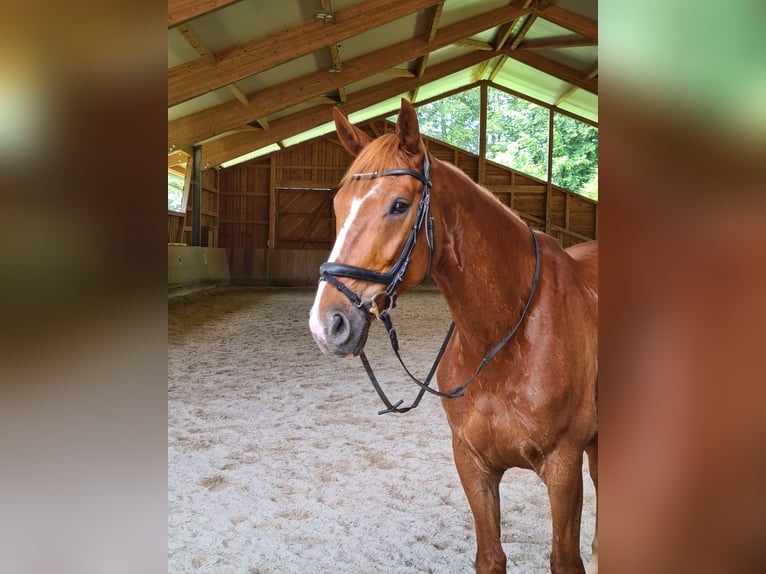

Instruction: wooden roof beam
[427,2,445,42]
[202,50,497,167]
[500,49,598,94]
[168,0,244,28]
[508,14,537,50]
[168,0,436,107]
[170,2,532,148]
[176,23,216,64]
[379,68,417,78]
[553,63,597,106]
[454,39,493,51]
[533,4,597,40]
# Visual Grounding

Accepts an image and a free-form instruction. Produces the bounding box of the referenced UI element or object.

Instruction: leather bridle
[318,154,435,319]
[317,153,541,415]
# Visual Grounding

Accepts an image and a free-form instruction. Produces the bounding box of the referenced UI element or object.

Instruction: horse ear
[333,107,372,156]
[396,98,422,156]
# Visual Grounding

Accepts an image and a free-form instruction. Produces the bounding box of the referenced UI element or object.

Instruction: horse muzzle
[309,303,371,357]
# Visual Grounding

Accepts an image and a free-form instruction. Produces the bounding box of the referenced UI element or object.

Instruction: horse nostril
[328,310,350,345]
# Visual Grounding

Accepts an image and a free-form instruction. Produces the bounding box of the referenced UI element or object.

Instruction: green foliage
[551,113,598,200]
[395,86,598,200]
[486,89,549,181]
[168,172,185,211]
[414,88,481,154]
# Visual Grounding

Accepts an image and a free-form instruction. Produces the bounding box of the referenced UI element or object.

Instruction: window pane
[486,88,549,181]
[413,88,480,154]
[552,113,598,200]
[168,172,185,211]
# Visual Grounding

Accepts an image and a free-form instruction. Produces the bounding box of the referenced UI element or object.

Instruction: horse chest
[443,389,551,473]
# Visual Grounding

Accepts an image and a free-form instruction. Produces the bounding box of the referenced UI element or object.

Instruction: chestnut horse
[309,100,598,574]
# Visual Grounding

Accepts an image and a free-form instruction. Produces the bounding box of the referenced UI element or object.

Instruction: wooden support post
[478,82,487,185]
[192,144,202,246]
[266,155,277,282]
[545,108,554,233]
[269,155,277,249]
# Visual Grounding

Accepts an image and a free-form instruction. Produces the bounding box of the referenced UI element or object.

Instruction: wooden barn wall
[167,168,221,246]
[218,120,597,285]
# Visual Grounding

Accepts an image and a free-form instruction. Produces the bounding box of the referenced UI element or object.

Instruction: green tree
[552,113,598,199]
[486,88,550,181]
[413,88,480,153]
[391,86,598,200]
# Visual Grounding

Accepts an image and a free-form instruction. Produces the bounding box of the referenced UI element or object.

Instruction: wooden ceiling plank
[170,2,532,148]
[168,0,244,28]
[201,49,497,167]
[500,49,598,94]
[168,0,436,107]
[533,4,597,40]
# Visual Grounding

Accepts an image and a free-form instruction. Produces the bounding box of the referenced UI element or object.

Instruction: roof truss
[168,0,598,167]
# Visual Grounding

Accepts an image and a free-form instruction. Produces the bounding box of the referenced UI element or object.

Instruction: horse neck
[429,160,539,348]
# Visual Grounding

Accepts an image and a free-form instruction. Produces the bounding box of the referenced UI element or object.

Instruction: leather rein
[318,154,541,415]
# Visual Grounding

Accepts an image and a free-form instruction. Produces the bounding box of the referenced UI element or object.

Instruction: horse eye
[389,199,410,215]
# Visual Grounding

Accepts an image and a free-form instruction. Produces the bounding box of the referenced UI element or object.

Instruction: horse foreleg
[543,451,586,574]
[585,438,598,574]
[452,438,506,574]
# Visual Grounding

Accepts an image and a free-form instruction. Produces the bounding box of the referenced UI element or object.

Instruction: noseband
[318,154,434,318]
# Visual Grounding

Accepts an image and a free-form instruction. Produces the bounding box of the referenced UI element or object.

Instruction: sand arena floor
[168,287,596,573]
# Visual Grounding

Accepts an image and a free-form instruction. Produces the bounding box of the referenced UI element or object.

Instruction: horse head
[309,99,434,357]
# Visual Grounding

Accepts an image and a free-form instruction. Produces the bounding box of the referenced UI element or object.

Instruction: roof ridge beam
[169,2,531,148]
[168,0,437,107]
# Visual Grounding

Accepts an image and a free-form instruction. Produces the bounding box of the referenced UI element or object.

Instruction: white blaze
[309,183,382,341]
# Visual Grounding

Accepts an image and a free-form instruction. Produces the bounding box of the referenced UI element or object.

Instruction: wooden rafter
[470,58,494,82]
[508,14,537,50]
[486,1,535,82]
[454,39,493,51]
[168,0,435,107]
[169,2,532,148]
[533,4,597,40]
[553,64,598,106]
[379,68,417,78]
[176,24,216,64]
[228,84,249,106]
[320,0,348,104]
[201,50,497,167]
[427,1,444,42]
[500,49,598,94]
[177,22,257,125]
[168,0,243,28]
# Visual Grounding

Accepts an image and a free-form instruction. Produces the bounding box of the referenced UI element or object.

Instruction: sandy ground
[168,287,596,573]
